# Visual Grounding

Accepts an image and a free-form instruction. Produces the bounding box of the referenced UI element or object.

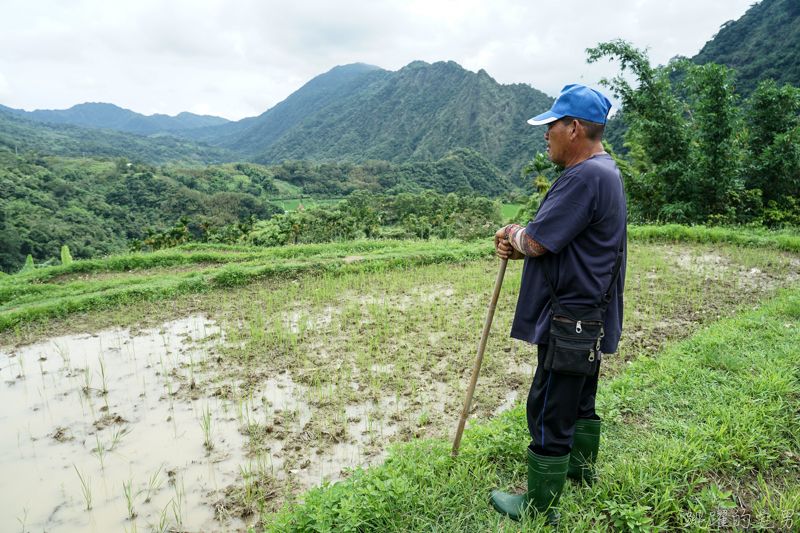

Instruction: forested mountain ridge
[1,61,551,178]
[692,0,800,98]
[0,108,235,165]
[174,63,385,152]
[0,102,230,136]
[242,60,553,178]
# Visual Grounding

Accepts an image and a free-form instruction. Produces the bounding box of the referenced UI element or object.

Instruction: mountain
[0,108,234,165]
[0,102,230,136]
[692,0,800,98]
[175,61,553,177]
[176,63,385,152]
[2,60,553,176]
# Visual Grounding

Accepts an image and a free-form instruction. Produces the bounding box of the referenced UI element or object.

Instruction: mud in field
[612,242,799,372]
[0,318,267,532]
[2,241,798,530]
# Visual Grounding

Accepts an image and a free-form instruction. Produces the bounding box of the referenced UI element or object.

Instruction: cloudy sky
[0,0,755,121]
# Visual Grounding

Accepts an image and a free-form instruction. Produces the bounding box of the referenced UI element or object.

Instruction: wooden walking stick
[451,257,508,457]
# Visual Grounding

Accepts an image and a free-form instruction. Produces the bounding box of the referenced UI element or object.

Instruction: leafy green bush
[61,245,73,265]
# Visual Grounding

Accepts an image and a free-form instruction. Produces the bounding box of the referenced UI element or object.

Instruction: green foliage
[0,152,281,273]
[692,0,800,98]
[266,148,513,198]
[741,79,800,210]
[142,217,194,251]
[250,190,502,246]
[0,143,517,274]
[588,40,692,221]
[239,61,552,178]
[682,61,742,219]
[607,0,800,156]
[60,246,73,265]
[589,40,800,227]
[212,265,251,287]
[511,151,557,224]
[18,255,35,274]
[521,151,554,195]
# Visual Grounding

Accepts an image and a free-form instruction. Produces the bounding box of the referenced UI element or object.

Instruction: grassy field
[272,180,304,198]
[1,225,798,532]
[502,204,521,220]
[0,240,498,332]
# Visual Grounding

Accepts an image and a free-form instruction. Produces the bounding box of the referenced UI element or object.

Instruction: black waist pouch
[541,244,623,377]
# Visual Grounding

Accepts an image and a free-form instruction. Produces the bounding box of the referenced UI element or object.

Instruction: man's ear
[568,119,581,141]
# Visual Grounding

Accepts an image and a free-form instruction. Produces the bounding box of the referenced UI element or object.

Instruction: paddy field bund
[1,226,799,532]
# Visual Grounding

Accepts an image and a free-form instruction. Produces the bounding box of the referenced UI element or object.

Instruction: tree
[588,40,692,221]
[680,61,741,219]
[742,79,800,207]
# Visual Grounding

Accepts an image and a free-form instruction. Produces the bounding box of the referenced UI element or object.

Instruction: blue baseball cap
[528,84,612,126]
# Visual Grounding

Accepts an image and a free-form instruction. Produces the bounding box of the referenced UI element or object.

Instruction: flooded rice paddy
[1,241,798,531]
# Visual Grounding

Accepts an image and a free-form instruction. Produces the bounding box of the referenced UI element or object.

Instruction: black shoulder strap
[539,239,624,312]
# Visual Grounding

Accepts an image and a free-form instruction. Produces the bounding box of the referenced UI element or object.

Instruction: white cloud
[0,0,755,120]
[0,73,15,104]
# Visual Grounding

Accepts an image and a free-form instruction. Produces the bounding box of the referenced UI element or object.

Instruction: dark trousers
[527,344,600,457]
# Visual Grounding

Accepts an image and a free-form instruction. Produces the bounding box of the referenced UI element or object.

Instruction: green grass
[0,240,496,332]
[271,180,304,198]
[502,204,521,221]
[629,224,800,253]
[269,289,800,532]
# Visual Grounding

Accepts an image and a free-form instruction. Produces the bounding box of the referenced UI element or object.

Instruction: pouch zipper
[550,332,598,362]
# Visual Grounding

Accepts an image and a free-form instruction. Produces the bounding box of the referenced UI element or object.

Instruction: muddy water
[0,316,434,532]
[0,318,250,532]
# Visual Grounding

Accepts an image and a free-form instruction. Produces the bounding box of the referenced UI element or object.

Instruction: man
[489,84,627,524]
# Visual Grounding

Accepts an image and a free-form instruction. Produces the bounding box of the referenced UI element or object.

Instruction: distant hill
[0,102,230,136]
[175,61,553,177]
[2,61,553,178]
[692,0,800,98]
[0,108,234,165]
[176,63,385,152]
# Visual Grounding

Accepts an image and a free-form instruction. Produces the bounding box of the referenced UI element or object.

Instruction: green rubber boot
[490,448,570,524]
[568,417,601,484]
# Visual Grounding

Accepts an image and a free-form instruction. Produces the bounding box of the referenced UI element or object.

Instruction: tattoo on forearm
[505,224,548,257]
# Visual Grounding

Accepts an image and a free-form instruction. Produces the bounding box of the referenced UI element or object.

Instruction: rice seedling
[122,473,142,520]
[81,365,91,395]
[144,464,164,503]
[73,464,92,510]
[238,460,256,509]
[146,499,172,533]
[16,506,28,533]
[53,340,69,365]
[110,426,132,450]
[171,475,185,530]
[199,404,213,451]
[92,435,106,469]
